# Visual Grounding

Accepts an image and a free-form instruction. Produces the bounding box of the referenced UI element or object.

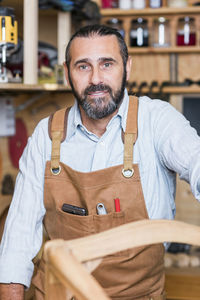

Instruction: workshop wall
[0,92,74,218]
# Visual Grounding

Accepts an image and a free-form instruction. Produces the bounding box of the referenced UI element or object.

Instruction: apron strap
[49,107,70,174]
[49,96,138,176]
[122,96,138,178]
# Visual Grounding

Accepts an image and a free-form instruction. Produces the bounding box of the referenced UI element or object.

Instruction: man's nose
[90,67,102,85]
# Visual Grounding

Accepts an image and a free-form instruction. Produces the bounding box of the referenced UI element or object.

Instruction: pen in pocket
[114,198,120,212]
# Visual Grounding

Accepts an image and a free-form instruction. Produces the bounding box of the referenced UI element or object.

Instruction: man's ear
[126,56,132,81]
[63,62,70,87]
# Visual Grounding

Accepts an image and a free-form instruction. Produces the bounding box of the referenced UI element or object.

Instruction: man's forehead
[69,34,121,61]
[72,33,118,42]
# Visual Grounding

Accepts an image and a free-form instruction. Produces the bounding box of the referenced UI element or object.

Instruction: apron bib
[32,96,165,300]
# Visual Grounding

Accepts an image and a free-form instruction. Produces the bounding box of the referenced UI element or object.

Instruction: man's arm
[0,283,24,300]
[155,101,200,200]
[0,120,48,291]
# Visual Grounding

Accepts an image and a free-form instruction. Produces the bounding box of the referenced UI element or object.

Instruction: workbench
[165,267,200,300]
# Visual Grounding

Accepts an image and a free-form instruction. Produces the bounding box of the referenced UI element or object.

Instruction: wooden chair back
[44,219,200,300]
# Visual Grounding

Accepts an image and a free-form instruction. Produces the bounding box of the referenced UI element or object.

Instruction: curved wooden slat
[44,220,200,300]
[45,244,109,300]
[62,219,200,262]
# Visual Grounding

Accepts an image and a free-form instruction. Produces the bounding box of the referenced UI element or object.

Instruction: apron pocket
[93,211,129,257]
[56,208,95,239]
[94,211,125,232]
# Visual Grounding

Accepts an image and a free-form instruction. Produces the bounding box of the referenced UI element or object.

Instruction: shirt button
[100,141,105,146]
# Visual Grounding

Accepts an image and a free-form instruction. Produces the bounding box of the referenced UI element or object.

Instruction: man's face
[65,35,131,120]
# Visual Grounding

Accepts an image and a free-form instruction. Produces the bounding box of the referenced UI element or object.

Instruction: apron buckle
[51,165,61,175]
[122,168,134,178]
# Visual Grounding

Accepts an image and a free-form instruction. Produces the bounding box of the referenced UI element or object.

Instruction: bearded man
[0,24,200,300]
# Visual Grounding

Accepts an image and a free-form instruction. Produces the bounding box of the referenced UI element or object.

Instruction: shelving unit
[101,6,200,49]
[101,5,200,86]
[0,0,71,89]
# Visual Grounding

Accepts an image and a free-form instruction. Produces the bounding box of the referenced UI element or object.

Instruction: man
[0,24,200,300]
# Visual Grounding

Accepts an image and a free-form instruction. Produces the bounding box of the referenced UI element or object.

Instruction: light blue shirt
[0,90,200,288]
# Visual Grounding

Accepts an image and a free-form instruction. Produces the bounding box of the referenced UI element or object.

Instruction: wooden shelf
[128,46,200,54]
[0,83,71,93]
[0,84,200,95]
[163,86,200,94]
[101,6,200,16]
[130,86,200,94]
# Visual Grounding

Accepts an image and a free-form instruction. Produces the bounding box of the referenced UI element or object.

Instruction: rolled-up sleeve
[0,119,48,288]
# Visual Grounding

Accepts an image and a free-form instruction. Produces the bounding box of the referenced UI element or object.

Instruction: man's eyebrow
[98,57,117,63]
[74,57,117,67]
[74,58,90,66]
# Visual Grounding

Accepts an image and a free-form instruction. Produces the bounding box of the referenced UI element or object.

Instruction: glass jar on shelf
[167,0,188,7]
[149,0,162,8]
[132,0,146,9]
[106,18,125,38]
[177,17,196,46]
[130,18,149,47]
[119,0,132,9]
[152,17,170,47]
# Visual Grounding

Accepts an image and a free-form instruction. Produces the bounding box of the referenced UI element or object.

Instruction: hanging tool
[148,80,159,99]
[137,81,148,96]
[1,174,14,195]
[8,118,28,169]
[0,6,18,83]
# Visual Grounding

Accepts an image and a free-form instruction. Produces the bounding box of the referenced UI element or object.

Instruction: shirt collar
[116,89,129,133]
[67,89,130,139]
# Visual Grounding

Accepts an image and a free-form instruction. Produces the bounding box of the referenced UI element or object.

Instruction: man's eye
[79,65,87,70]
[79,65,89,70]
[104,62,111,68]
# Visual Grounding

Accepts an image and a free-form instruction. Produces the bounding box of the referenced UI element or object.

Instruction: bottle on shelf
[149,0,162,8]
[102,0,111,8]
[132,0,146,9]
[106,18,125,37]
[111,0,118,8]
[130,18,149,47]
[102,0,118,8]
[152,17,170,47]
[177,17,196,46]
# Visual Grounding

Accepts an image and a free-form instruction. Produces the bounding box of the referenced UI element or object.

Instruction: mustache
[84,84,112,95]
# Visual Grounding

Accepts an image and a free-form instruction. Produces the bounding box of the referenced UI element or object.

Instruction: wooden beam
[57,12,71,65]
[23,0,38,84]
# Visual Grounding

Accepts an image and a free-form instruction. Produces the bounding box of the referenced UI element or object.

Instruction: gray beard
[68,69,127,120]
[80,92,123,120]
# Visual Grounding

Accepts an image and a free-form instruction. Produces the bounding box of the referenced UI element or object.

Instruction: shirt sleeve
[154,101,200,201]
[0,119,48,288]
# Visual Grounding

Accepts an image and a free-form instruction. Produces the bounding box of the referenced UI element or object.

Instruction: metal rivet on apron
[122,168,134,178]
[51,165,61,175]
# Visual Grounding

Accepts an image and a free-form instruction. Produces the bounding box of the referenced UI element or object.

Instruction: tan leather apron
[32,96,165,300]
